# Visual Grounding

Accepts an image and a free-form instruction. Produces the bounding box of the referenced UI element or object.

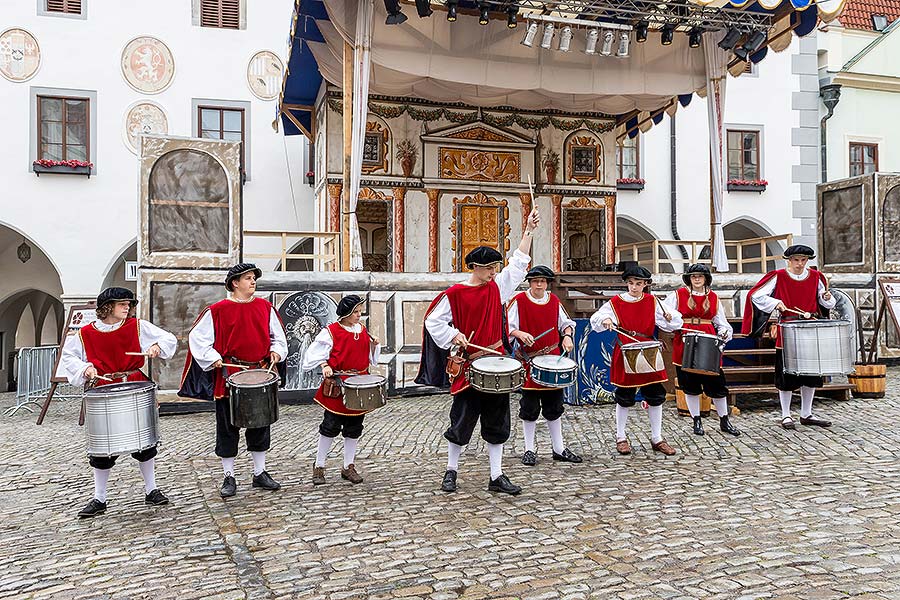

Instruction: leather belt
[228,356,267,368]
[685,318,713,325]
[467,341,504,361]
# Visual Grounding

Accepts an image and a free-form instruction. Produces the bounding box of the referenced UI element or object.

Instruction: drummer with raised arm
[60,287,177,519]
[301,295,381,485]
[663,264,739,437]
[742,245,836,429]
[590,266,682,456]
[417,208,540,495]
[180,263,288,498]
[507,265,582,466]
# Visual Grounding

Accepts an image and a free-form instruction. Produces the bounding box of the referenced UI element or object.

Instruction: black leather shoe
[719,416,741,436]
[552,448,583,463]
[220,475,237,498]
[692,416,705,436]
[799,415,832,427]
[145,489,170,506]
[252,471,281,491]
[441,469,457,492]
[78,499,107,518]
[522,450,537,466]
[488,474,522,495]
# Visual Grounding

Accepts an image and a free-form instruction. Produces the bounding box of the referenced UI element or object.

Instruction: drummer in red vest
[417,208,540,495]
[301,294,381,485]
[663,264,740,437]
[60,287,177,518]
[181,263,288,498]
[507,265,582,466]
[742,245,836,429]
[590,266,682,456]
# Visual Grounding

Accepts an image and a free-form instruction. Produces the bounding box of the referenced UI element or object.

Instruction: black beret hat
[336,294,365,319]
[622,265,653,282]
[526,265,556,281]
[682,263,712,287]
[225,263,262,291]
[782,244,816,259]
[97,287,137,308]
[465,246,503,267]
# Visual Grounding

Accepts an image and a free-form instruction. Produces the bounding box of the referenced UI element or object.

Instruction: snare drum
[530,355,577,388]
[681,332,724,376]
[226,369,279,429]
[467,356,525,393]
[84,381,160,457]
[620,341,665,375]
[342,374,388,412]
[781,319,853,376]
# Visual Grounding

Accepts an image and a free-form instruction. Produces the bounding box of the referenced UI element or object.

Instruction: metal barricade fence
[6,346,58,416]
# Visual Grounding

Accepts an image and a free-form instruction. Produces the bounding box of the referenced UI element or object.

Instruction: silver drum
[342,374,387,412]
[466,356,525,393]
[84,381,160,457]
[781,319,854,376]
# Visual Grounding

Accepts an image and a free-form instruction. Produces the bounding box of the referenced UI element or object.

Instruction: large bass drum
[84,381,160,457]
[781,319,853,376]
[226,369,280,429]
[681,332,725,376]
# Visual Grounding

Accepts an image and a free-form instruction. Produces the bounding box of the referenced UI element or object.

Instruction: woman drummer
[590,266,682,456]
[663,264,740,437]
[302,295,381,485]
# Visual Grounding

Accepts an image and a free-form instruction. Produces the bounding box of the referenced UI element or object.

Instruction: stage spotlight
[540,23,555,49]
[478,1,489,25]
[616,32,630,57]
[689,28,702,48]
[521,21,538,47]
[584,28,599,54]
[384,0,408,25]
[636,21,649,43]
[718,27,741,50]
[558,26,573,52]
[600,30,615,56]
[415,0,433,17]
[446,0,458,22]
[734,30,766,60]
[507,6,518,28]
[661,23,675,46]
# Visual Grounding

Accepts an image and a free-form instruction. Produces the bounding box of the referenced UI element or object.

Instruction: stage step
[723,348,775,356]
[722,366,774,375]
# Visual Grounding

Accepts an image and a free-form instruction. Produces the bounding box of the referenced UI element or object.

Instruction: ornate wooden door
[459,205,501,271]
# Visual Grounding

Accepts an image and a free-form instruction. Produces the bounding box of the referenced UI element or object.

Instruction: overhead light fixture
[636,21,649,43]
[600,29,615,56]
[734,30,766,60]
[446,0,458,22]
[17,239,31,263]
[478,1,489,25]
[540,23,555,49]
[718,27,742,50]
[661,23,675,46]
[584,28,599,54]
[507,6,518,29]
[616,32,630,57]
[415,0,433,18]
[558,26,573,52]
[521,21,538,47]
[384,0,408,25]
[688,28,702,48]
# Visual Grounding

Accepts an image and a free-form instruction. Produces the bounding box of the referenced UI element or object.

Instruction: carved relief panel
[566,132,602,184]
[439,148,520,182]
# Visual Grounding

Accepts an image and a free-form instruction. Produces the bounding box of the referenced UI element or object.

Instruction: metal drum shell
[681,332,724,376]
[781,320,854,376]
[227,369,279,429]
[84,381,160,457]
[530,355,577,388]
[342,375,388,412]
[466,357,525,394]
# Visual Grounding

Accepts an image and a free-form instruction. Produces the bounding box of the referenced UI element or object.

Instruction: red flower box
[727,179,767,192]
[33,159,93,177]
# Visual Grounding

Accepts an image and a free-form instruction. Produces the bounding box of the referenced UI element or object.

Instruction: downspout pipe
[820,84,841,183]
[670,115,689,266]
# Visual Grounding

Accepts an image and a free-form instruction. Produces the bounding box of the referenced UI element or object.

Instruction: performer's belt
[227,356,268,368]
[467,341,504,361]
[525,345,555,359]
[104,369,142,381]
[685,318,713,326]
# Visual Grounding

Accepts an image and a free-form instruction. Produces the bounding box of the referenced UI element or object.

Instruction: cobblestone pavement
[3,373,900,600]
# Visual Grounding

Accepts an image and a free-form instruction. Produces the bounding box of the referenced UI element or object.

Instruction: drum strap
[685,318,714,325]
[85,369,144,390]
[467,341,504,361]
[525,345,556,359]
[228,356,267,368]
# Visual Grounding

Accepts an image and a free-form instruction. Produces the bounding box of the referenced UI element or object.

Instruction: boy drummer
[507,265,582,466]
[59,287,177,518]
[590,266,683,455]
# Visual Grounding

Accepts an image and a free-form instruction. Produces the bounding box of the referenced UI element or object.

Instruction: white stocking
[522,420,537,453]
[615,404,629,441]
[685,394,701,418]
[138,458,157,494]
[547,418,565,455]
[712,397,729,418]
[315,435,334,468]
[778,390,793,418]
[800,386,815,418]
[648,404,663,444]
[250,451,266,476]
[487,443,504,480]
[343,437,359,468]
[93,468,111,502]
[447,442,463,471]
[221,457,235,477]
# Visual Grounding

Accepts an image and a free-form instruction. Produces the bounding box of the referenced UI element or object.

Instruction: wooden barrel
[675,386,711,416]
[849,363,886,399]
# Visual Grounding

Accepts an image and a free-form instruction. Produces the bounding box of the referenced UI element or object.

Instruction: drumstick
[610,325,642,344]
[531,327,555,344]
[465,342,504,356]
[221,363,250,370]
[785,307,814,319]
[124,351,152,356]
[94,375,114,382]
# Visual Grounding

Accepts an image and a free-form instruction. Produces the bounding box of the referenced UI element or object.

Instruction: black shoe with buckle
[252,471,281,491]
[692,416,705,436]
[719,416,741,436]
[220,475,237,498]
[521,450,537,466]
[799,415,832,428]
[145,489,170,506]
[488,474,522,495]
[552,448,583,463]
[441,469,457,492]
[78,498,107,519]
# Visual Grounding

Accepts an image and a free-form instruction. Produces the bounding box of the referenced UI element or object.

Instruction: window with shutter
[200,0,241,29]
[46,0,82,14]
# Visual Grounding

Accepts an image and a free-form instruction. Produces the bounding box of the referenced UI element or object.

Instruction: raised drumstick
[222,363,250,370]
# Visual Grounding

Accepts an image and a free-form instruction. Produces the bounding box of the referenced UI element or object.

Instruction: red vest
[509,291,561,390]
[314,322,372,416]
[79,318,149,386]
[772,269,823,348]
[444,281,505,395]
[609,294,667,388]
[209,297,274,398]
[673,287,719,366]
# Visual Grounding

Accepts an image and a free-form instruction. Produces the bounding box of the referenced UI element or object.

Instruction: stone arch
[615,216,674,273]
[723,216,783,273]
[101,240,138,292]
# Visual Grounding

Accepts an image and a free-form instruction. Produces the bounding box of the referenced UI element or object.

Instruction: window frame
[726,128,762,182]
[29,86,98,173]
[38,0,87,19]
[192,0,246,30]
[849,142,878,177]
[37,94,91,162]
[192,98,251,180]
[616,135,640,180]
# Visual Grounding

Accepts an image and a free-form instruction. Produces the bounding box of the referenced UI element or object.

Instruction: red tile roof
[838,0,900,30]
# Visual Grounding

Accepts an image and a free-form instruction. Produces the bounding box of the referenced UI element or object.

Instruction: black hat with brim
[682,263,712,287]
[465,246,503,267]
[783,244,815,259]
[336,294,365,319]
[225,263,262,291]
[526,265,556,281]
[622,265,653,282]
[97,287,137,308]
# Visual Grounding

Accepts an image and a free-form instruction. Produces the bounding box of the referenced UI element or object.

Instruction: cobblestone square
[3,373,900,599]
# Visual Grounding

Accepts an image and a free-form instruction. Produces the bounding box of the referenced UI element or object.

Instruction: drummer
[301,294,381,485]
[180,263,288,498]
[590,266,683,455]
[417,207,540,495]
[663,264,740,437]
[742,245,836,429]
[59,287,177,519]
[507,265,582,466]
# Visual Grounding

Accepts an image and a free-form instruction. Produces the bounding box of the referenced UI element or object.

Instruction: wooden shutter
[46,0,82,14]
[200,0,241,29]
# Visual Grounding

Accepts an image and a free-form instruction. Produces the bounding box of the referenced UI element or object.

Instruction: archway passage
[723,218,782,273]
[101,241,138,293]
[615,216,674,274]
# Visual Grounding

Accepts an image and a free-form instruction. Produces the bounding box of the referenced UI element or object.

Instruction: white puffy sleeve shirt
[188,302,289,371]
[751,268,837,314]
[301,324,381,371]
[507,292,576,336]
[663,290,733,342]
[590,293,683,333]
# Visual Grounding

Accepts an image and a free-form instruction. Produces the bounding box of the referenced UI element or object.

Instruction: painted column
[605,195,617,265]
[327,183,342,234]
[426,188,441,272]
[519,192,533,235]
[391,187,406,272]
[551,194,563,272]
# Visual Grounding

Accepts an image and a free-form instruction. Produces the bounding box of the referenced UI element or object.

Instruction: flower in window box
[306,170,315,185]
[32,159,94,177]
[616,177,645,191]
[727,178,767,192]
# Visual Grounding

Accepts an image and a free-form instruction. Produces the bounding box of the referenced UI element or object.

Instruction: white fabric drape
[704,32,728,273]
[348,0,373,271]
